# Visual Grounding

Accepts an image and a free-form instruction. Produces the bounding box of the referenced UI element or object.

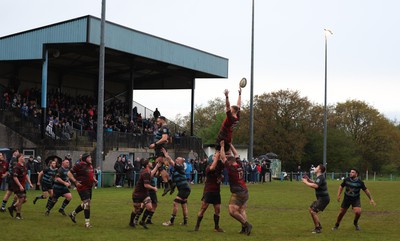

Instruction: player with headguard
[220,141,252,235]
[148,116,175,196]
[129,158,159,229]
[194,152,225,232]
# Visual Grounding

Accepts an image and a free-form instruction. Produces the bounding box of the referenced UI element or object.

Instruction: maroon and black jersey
[132,169,151,200]
[225,160,247,194]
[216,109,240,144]
[0,160,8,176]
[13,162,27,190]
[203,161,224,193]
[70,161,95,191]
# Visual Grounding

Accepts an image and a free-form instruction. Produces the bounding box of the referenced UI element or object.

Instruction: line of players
[128,85,253,235]
[0,149,97,228]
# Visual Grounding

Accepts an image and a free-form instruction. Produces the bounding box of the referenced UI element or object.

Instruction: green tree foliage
[174,91,400,174]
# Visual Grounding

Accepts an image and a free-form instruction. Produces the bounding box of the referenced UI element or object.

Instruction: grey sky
[1,0,399,122]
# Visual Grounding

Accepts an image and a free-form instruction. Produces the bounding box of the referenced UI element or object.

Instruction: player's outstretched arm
[230,143,239,158]
[220,141,227,164]
[364,189,376,207]
[337,185,344,202]
[161,148,175,166]
[224,89,230,112]
[237,87,242,109]
[209,152,220,171]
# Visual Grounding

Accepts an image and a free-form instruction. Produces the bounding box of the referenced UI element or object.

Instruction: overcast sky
[1,0,399,122]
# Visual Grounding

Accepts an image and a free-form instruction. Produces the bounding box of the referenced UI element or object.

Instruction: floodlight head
[324,29,333,36]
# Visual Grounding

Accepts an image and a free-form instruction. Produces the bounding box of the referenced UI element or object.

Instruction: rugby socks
[84,209,90,219]
[47,199,55,211]
[142,210,154,222]
[45,198,52,209]
[130,211,136,226]
[134,208,144,224]
[183,216,188,225]
[1,200,6,209]
[169,214,176,224]
[61,199,70,210]
[196,215,203,227]
[74,204,84,214]
[146,210,154,224]
[213,214,220,229]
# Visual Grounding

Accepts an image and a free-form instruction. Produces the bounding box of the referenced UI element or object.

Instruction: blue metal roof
[0,15,228,78]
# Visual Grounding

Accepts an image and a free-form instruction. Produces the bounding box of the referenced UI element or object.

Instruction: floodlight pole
[323,29,333,170]
[248,0,255,162]
[96,0,106,174]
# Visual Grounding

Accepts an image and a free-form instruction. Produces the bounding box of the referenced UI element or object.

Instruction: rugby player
[148,116,175,196]
[302,164,330,234]
[332,168,376,231]
[67,153,97,228]
[129,158,159,229]
[33,158,58,210]
[1,149,19,212]
[220,141,252,235]
[162,148,191,226]
[45,158,72,216]
[194,152,225,232]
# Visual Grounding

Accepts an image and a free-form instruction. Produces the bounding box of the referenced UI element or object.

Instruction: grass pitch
[0,181,399,241]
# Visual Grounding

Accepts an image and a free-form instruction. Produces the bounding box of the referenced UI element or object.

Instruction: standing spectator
[153,108,160,120]
[260,161,268,183]
[125,160,134,188]
[94,166,101,189]
[185,159,193,184]
[67,153,97,228]
[249,161,257,184]
[114,156,123,187]
[120,155,127,187]
[26,156,36,189]
[34,156,43,190]
[133,157,141,185]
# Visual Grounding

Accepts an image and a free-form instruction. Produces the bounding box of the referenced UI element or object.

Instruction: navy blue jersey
[172,163,189,190]
[53,166,69,189]
[42,167,58,185]
[154,125,169,144]
[341,177,367,198]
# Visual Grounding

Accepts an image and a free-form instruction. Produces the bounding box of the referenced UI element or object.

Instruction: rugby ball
[239,78,247,88]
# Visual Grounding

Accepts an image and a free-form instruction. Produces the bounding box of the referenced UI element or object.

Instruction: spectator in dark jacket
[114,156,124,187]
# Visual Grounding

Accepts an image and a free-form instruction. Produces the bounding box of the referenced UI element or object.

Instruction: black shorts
[14,190,27,199]
[202,192,221,205]
[341,196,361,209]
[132,195,150,204]
[53,187,70,200]
[7,177,14,191]
[310,197,330,212]
[155,146,166,158]
[41,182,53,192]
[78,189,92,201]
[149,190,158,204]
[177,187,191,200]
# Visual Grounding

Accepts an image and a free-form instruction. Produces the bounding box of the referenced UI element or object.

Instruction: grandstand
[0,16,228,174]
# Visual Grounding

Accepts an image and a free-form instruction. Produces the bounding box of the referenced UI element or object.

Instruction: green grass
[1,181,399,241]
